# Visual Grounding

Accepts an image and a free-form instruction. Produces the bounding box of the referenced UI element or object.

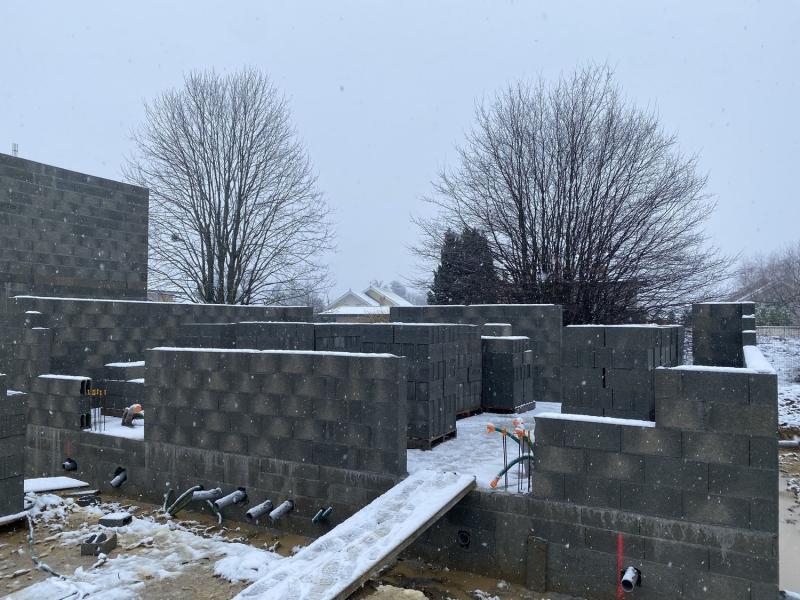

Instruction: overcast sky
[1,1,797,300]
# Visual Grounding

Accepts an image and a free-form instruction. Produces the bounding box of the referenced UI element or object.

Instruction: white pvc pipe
[214,489,247,511]
[245,499,274,521]
[192,488,223,501]
[779,438,800,448]
[110,469,127,488]
[621,566,640,592]
[269,500,294,522]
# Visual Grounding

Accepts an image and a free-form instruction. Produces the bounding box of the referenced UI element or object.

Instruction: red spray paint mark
[65,438,72,457]
[616,532,624,599]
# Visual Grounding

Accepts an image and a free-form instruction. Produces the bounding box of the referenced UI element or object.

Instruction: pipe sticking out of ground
[245,499,274,521]
[214,488,247,511]
[110,468,127,488]
[620,566,641,592]
[192,488,223,502]
[269,500,294,522]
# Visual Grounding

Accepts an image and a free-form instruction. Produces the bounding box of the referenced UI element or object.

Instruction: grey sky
[1,1,797,300]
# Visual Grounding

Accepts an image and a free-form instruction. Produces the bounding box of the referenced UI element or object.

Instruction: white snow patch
[743,345,776,374]
[105,361,145,368]
[408,403,560,491]
[85,416,144,440]
[37,374,90,381]
[9,494,282,600]
[24,477,89,493]
[537,412,656,428]
[127,378,145,384]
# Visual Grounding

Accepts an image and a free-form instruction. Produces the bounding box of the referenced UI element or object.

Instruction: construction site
[0,152,787,599]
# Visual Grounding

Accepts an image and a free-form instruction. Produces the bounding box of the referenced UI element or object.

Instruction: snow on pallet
[234,470,476,600]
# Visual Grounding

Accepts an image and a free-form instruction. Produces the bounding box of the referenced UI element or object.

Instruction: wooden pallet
[481,401,537,415]
[406,429,457,450]
[456,407,484,420]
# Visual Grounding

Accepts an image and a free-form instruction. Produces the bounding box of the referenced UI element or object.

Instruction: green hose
[490,455,533,488]
[167,485,202,517]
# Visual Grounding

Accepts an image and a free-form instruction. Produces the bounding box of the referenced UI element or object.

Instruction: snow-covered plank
[234,470,475,600]
[24,477,89,493]
[0,510,28,526]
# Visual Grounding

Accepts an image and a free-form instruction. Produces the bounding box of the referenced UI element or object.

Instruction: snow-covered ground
[759,335,800,428]
[9,493,282,600]
[407,402,561,492]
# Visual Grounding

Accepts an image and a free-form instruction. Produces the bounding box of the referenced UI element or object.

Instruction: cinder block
[644,456,708,492]
[708,464,775,500]
[622,428,681,457]
[564,474,620,508]
[534,445,585,474]
[563,421,621,453]
[620,483,682,519]
[643,537,709,571]
[683,492,750,528]
[584,450,644,482]
[682,432,749,465]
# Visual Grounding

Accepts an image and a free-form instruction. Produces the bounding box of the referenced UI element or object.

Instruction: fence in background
[757,326,800,337]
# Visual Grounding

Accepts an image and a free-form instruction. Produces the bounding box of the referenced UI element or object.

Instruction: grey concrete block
[585,450,644,482]
[533,445,585,474]
[622,427,681,457]
[644,456,708,492]
[564,474,620,508]
[563,421,621,452]
[683,492,750,528]
[708,464,776,500]
[682,432,749,465]
[620,483,682,519]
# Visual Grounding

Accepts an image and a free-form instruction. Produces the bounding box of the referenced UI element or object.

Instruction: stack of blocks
[314,323,481,448]
[0,374,25,516]
[561,325,684,420]
[480,336,535,413]
[391,304,563,403]
[693,302,756,367]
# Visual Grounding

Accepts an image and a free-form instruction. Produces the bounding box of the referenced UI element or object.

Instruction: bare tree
[736,243,800,323]
[126,68,333,305]
[415,65,727,323]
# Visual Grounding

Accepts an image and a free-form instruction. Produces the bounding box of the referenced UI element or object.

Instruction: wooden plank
[234,470,476,600]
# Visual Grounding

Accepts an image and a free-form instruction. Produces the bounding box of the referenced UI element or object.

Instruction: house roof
[325,285,414,313]
[319,305,391,316]
[365,285,413,307]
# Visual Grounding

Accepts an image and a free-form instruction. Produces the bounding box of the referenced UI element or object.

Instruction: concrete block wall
[0,153,149,300]
[561,325,684,420]
[391,304,563,403]
[0,296,312,391]
[314,323,481,446]
[693,302,755,367]
[138,348,407,535]
[176,321,315,351]
[410,305,778,600]
[481,336,535,413]
[0,375,25,516]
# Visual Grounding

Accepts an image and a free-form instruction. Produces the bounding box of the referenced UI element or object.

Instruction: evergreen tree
[428,227,499,304]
